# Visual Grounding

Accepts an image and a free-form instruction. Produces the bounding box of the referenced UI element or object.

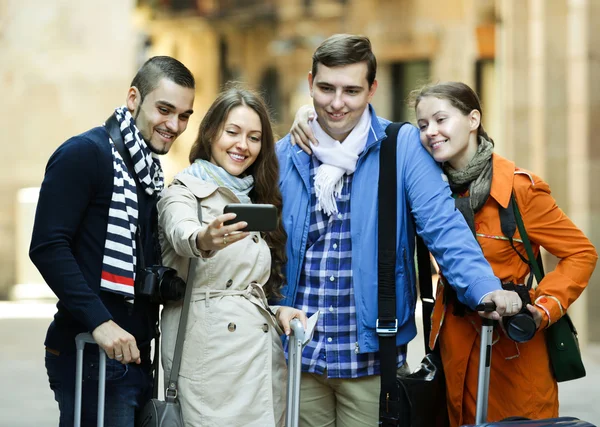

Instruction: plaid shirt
[293,157,405,379]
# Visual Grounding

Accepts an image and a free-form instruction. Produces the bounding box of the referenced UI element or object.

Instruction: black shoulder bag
[378,122,449,427]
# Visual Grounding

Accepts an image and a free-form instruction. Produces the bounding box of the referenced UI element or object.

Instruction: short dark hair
[130,56,195,101]
[311,34,377,87]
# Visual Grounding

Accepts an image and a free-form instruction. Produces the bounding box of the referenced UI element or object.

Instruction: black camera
[501,282,536,343]
[135,266,186,304]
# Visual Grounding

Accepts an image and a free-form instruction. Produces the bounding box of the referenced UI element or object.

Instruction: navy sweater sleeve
[29,134,113,332]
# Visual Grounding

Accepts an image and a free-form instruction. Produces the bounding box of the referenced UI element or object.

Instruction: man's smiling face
[127,77,195,154]
[308,61,377,142]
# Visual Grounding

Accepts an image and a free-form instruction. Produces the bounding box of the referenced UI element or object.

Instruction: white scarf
[309,107,372,215]
[183,159,254,204]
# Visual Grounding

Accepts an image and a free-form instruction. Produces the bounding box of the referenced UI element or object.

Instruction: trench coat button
[252,235,259,243]
[226,279,233,288]
[262,324,269,333]
[228,322,236,332]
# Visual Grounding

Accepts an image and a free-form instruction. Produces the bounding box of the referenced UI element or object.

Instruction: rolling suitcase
[461,304,596,427]
[74,332,106,427]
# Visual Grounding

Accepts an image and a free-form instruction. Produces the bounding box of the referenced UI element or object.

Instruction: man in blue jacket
[276,34,521,426]
[29,56,195,426]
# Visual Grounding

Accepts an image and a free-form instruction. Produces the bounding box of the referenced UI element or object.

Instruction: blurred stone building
[133,0,500,173]
[0,0,140,299]
[2,0,599,343]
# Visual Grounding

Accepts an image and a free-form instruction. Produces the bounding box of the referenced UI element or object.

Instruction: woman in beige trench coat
[158,86,306,427]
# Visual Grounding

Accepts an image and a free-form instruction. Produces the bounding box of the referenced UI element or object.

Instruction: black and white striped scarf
[100,106,165,298]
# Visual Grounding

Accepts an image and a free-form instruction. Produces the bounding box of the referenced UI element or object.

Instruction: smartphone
[223,204,278,232]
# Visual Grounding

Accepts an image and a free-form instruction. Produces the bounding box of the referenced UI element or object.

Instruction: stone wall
[0,0,137,296]
[497,0,600,344]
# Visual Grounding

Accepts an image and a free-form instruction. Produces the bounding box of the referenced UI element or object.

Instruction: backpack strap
[499,194,517,242]
[510,192,545,282]
[498,191,542,287]
[498,189,530,266]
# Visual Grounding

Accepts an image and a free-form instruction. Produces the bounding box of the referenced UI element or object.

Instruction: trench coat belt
[191,282,269,308]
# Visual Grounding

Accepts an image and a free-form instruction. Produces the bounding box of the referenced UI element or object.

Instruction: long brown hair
[409,81,494,144]
[188,84,287,299]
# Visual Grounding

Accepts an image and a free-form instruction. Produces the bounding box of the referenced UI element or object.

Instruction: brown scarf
[443,136,494,213]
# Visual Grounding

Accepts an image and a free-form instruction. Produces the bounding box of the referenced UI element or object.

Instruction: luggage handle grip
[74,332,106,427]
[289,318,305,343]
[475,302,496,312]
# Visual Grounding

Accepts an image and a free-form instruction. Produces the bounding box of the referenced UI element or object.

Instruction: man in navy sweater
[29,56,195,426]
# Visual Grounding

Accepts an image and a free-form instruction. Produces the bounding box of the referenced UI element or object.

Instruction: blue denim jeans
[45,348,152,427]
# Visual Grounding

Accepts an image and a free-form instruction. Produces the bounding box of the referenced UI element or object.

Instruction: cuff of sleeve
[534,295,563,328]
[269,305,281,318]
[190,229,216,259]
[85,303,113,333]
[477,291,494,306]
[465,277,502,310]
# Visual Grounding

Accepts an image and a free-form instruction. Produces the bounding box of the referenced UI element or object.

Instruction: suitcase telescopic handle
[74,333,106,427]
[286,319,306,427]
[473,303,496,424]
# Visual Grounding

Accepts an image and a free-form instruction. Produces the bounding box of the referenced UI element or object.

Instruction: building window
[391,61,430,123]
[170,0,196,10]
[475,59,497,143]
[259,68,281,123]
[219,37,235,86]
[475,59,495,108]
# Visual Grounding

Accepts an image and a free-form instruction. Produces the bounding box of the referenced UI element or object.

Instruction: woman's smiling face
[416,96,480,170]
[210,105,262,176]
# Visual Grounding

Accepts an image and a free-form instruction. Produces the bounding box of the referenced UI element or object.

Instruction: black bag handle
[378,122,409,426]
[416,236,434,355]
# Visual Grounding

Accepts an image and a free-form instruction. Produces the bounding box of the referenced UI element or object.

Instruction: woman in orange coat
[412,81,598,426]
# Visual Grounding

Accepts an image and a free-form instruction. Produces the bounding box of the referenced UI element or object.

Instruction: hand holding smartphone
[223,204,277,232]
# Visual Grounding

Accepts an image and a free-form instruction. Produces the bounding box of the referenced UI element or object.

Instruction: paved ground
[0,301,598,426]
[0,303,59,427]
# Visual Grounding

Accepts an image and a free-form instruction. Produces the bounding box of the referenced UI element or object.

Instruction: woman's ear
[469,109,481,132]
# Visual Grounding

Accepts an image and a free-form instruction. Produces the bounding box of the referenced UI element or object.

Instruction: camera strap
[107,113,162,262]
[106,113,159,395]
[105,113,158,271]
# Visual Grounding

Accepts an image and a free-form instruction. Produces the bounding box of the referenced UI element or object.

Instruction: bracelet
[534,299,552,328]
